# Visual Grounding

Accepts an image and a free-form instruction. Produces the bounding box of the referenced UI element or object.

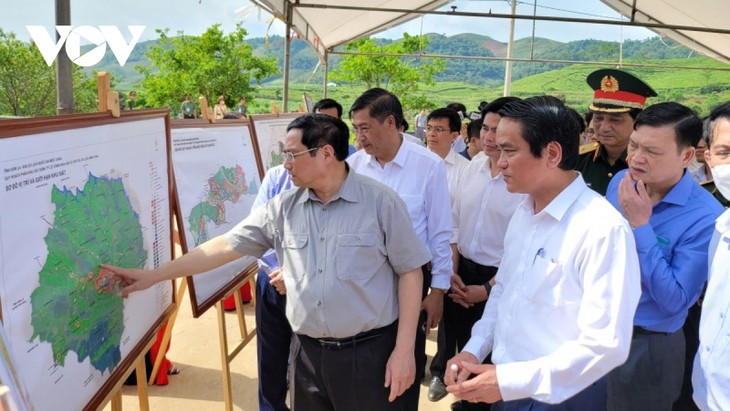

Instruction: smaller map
[188,164,254,246]
[29,173,146,375]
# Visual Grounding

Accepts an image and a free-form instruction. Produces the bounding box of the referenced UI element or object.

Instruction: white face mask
[710,163,730,199]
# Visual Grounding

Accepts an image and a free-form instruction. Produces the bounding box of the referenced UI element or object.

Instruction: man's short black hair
[287,114,350,161]
[633,102,702,151]
[349,88,404,128]
[313,98,343,119]
[481,97,522,118]
[427,108,461,133]
[568,107,587,135]
[468,119,482,139]
[446,102,467,119]
[498,96,580,170]
[704,101,730,147]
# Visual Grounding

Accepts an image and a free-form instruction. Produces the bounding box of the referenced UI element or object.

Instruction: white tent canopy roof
[252,0,453,60]
[602,0,730,64]
[252,0,730,64]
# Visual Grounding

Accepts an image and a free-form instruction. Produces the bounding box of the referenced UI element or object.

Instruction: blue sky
[1,0,655,44]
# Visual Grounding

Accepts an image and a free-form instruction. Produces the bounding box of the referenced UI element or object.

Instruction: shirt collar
[444,149,459,166]
[597,145,628,163]
[716,208,730,234]
[659,169,693,206]
[300,164,357,205]
[365,134,408,169]
[537,172,585,222]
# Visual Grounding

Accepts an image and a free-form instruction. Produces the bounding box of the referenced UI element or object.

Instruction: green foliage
[138,24,278,117]
[0,29,55,116]
[0,29,105,117]
[330,33,446,110]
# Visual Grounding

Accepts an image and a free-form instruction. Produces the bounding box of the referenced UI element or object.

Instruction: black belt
[459,254,498,282]
[633,326,669,336]
[305,321,397,350]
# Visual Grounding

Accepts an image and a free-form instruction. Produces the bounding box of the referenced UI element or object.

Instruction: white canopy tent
[602,0,730,64]
[250,0,730,107]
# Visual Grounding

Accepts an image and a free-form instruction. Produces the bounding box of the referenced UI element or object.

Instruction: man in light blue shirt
[693,101,730,411]
[605,102,724,410]
[252,164,294,411]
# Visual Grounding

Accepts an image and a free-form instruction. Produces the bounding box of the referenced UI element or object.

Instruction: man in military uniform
[576,69,657,196]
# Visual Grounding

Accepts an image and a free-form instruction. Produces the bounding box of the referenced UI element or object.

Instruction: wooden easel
[199,96,213,122]
[97,72,120,117]
[99,332,155,411]
[145,213,257,411]
[215,272,258,411]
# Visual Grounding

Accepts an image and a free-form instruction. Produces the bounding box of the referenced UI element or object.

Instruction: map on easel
[0,111,175,411]
[170,121,264,317]
[249,113,305,171]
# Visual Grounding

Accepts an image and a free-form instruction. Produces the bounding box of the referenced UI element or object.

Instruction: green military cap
[587,69,657,113]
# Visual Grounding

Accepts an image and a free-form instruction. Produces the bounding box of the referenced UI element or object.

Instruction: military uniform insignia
[579,141,600,156]
[601,75,619,93]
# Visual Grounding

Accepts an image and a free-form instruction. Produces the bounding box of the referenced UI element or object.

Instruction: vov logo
[26,25,145,67]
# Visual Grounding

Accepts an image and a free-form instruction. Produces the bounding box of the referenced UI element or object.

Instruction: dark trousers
[255,267,292,411]
[673,304,701,411]
[449,256,498,411]
[402,265,432,411]
[290,322,405,411]
[429,314,456,380]
[493,377,607,411]
[607,328,685,411]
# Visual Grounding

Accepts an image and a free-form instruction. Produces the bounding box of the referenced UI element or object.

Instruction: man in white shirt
[423,106,470,402]
[693,101,730,411]
[445,96,641,410]
[347,88,454,411]
[440,97,526,411]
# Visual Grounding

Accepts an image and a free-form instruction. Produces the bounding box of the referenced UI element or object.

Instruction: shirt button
[320,237,325,242]
[608,172,613,177]
[317,301,322,306]
[318,269,323,273]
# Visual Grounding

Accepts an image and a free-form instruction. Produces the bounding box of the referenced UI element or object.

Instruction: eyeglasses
[583,128,595,137]
[282,146,321,163]
[426,126,450,133]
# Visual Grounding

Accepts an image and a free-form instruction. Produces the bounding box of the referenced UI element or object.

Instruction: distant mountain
[85,33,701,89]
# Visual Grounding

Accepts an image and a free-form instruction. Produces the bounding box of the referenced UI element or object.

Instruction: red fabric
[593,89,647,106]
[223,282,252,310]
[150,324,172,385]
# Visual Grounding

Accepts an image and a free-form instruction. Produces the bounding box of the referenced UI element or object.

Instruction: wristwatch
[483,282,493,296]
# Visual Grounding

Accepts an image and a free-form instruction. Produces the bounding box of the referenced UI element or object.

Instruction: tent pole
[282,1,292,112]
[503,0,517,96]
[323,51,329,98]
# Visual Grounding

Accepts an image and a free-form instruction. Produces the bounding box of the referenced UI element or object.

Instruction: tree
[330,33,445,109]
[0,29,110,117]
[0,29,56,117]
[138,24,278,116]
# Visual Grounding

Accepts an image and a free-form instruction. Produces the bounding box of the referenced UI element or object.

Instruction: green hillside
[74,32,730,116]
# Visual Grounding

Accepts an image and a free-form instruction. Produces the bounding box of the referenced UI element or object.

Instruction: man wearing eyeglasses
[347,88,454,410]
[104,113,429,410]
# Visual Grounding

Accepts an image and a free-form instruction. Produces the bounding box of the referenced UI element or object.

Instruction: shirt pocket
[524,255,576,308]
[282,234,308,279]
[335,233,382,281]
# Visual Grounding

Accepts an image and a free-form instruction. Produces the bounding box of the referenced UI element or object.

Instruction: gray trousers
[607,328,685,411]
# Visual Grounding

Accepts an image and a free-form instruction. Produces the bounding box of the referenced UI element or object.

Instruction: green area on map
[30,173,146,374]
[188,164,252,246]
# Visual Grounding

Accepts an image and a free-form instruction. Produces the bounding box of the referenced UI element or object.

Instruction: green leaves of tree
[138,24,278,115]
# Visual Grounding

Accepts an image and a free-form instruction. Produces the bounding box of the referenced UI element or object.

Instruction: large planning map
[0,115,173,411]
[171,124,261,316]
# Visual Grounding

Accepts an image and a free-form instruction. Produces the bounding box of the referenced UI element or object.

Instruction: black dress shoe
[428,376,448,402]
[450,400,463,411]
